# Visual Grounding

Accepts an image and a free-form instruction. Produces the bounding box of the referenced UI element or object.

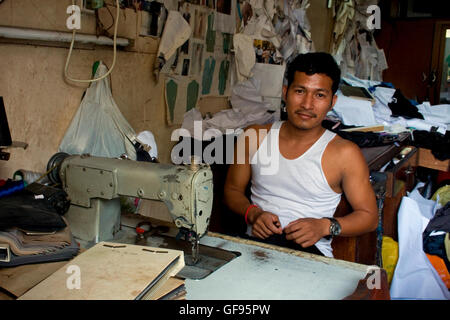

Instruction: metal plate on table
[139,234,241,280]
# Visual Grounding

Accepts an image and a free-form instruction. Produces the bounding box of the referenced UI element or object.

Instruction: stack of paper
[19,242,185,300]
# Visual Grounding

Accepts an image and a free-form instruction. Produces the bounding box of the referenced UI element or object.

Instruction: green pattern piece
[187,80,199,112]
[202,57,216,95]
[218,60,230,95]
[166,79,178,123]
[222,33,232,54]
[92,61,100,77]
[206,13,216,53]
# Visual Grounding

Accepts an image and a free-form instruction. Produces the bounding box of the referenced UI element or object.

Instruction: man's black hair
[286,52,341,95]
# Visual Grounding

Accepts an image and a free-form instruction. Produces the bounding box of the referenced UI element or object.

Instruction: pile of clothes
[326,74,450,161]
[390,182,450,299]
[0,181,79,267]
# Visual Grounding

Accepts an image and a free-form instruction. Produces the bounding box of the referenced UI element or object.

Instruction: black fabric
[388,89,424,120]
[242,233,325,256]
[424,202,450,235]
[134,141,153,162]
[423,233,450,273]
[25,183,70,216]
[410,130,450,161]
[322,120,402,148]
[0,188,67,232]
[335,131,401,148]
[0,96,12,146]
[423,203,450,272]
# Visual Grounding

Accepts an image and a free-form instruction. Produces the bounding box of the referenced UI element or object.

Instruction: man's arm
[284,141,378,247]
[223,126,282,238]
[331,142,379,237]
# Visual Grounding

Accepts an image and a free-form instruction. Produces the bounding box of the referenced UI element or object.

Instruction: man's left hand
[284,218,330,248]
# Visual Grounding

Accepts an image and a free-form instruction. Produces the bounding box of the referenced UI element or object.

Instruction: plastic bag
[59,62,136,160]
[381,236,398,285]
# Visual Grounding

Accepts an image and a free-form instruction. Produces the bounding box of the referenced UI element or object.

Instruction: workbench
[109,217,388,300]
[0,221,389,300]
[184,232,376,300]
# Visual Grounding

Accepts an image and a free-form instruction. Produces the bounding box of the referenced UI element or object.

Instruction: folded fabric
[0,189,66,232]
[0,235,79,268]
[0,230,50,256]
[0,227,72,256]
[0,217,72,256]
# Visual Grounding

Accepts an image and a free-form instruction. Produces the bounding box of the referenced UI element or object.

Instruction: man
[224,52,378,257]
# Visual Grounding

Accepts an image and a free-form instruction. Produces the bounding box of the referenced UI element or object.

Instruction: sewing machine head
[47,153,214,245]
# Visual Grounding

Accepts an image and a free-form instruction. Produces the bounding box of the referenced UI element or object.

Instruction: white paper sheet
[179,108,205,137]
[155,10,192,80]
[331,92,377,126]
[157,11,192,61]
[372,87,394,123]
[233,33,256,82]
[388,117,447,135]
[250,63,286,98]
[417,102,450,126]
[215,0,236,34]
[180,77,275,137]
[204,107,274,133]
[230,77,272,110]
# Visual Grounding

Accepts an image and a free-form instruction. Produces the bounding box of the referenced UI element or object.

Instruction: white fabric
[136,131,158,159]
[249,121,342,257]
[390,184,450,300]
[179,78,276,138]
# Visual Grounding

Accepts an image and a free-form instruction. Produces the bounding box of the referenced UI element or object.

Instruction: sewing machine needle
[191,236,200,264]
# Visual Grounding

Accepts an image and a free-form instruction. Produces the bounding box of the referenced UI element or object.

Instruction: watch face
[330,219,341,236]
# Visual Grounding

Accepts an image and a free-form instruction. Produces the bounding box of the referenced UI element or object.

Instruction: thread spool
[13,169,49,185]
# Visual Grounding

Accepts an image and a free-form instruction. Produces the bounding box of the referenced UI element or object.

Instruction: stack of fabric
[0,219,79,267]
[0,185,79,267]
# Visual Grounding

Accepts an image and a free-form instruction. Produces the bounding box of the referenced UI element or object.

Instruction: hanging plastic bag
[59,62,136,159]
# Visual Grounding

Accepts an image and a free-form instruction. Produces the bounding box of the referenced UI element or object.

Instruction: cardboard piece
[0,260,68,298]
[19,242,184,300]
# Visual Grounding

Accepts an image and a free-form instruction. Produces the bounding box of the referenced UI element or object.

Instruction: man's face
[283,71,337,131]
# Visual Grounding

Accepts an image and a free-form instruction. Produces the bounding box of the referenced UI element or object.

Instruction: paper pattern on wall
[165,75,200,125]
[205,12,216,52]
[215,0,237,34]
[201,56,216,95]
[161,0,233,112]
[251,62,286,99]
[156,10,192,65]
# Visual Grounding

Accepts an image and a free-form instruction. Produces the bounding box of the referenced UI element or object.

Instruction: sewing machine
[47,152,213,263]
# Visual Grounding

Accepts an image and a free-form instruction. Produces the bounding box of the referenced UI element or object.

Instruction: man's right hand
[247,207,283,239]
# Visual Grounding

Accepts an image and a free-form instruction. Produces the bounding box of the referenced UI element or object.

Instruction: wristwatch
[326,217,341,238]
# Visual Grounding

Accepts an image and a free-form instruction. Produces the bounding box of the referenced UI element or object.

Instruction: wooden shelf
[417,148,450,172]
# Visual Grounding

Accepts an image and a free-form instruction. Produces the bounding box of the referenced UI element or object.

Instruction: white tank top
[249,121,342,257]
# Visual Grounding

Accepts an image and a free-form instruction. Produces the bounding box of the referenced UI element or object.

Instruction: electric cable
[64,0,120,83]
